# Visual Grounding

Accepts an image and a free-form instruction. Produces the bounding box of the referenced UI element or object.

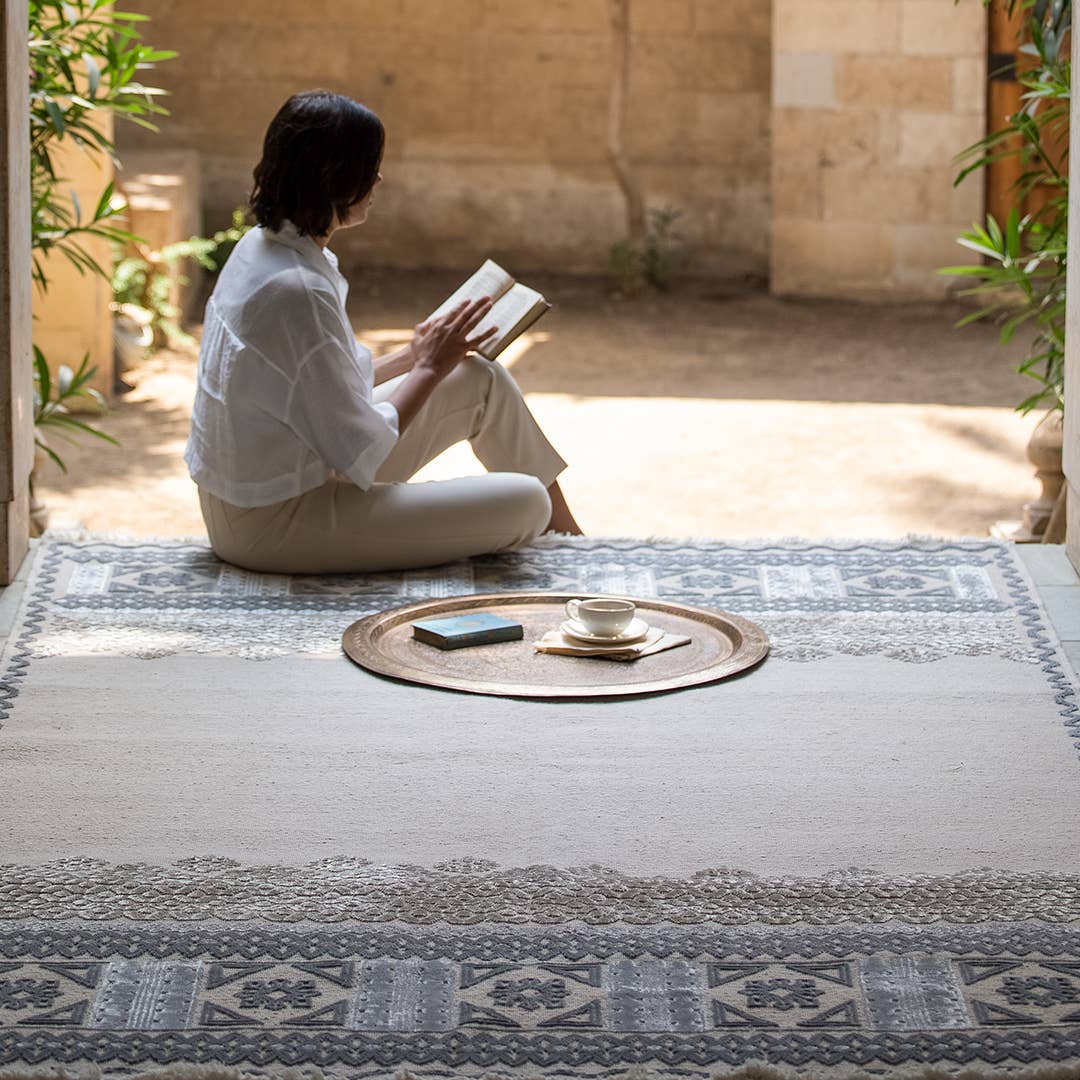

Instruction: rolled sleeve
[287,343,399,490]
[342,400,400,490]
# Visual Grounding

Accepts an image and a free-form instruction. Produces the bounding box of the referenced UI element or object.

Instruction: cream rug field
[0,534,1079,1079]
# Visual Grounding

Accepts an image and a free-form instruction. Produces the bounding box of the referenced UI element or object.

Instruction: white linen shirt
[184,221,399,507]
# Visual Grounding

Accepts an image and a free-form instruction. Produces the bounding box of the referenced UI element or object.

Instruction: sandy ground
[35,270,1042,539]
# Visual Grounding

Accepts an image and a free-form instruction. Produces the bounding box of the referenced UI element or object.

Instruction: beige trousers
[198,356,567,574]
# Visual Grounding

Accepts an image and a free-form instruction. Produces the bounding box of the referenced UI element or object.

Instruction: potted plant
[110,207,252,380]
[941,0,1070,540]
[28,0,173,489]
[31,348,118,536]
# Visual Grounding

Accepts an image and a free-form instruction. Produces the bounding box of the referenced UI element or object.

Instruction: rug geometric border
[5,920,1080,961]
[4,1028,1080,1072]
[2,537,1077,756]
[4,538,1080,1076]
[3,923,1080,1072]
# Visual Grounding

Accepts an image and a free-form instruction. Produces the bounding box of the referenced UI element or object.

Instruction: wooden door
[986,0,1067,227]
[986,1,1025,226]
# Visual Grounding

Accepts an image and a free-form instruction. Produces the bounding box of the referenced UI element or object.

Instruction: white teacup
[565,597,636,637]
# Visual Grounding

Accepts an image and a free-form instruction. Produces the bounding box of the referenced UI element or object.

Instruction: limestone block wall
[32,123,115,400]
[770,0,986,300]
[115,0,772,279]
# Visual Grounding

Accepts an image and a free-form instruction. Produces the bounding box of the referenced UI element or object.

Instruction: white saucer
[561,617,650,645]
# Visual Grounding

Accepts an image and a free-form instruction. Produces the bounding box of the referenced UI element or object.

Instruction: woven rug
[1,534,1079,1080]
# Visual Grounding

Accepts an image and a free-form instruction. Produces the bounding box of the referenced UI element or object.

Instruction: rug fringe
[38,528,1008,550]
[0,1068,326,1080]
[5,1059,1080,1080]
[40,527,212,545]
[530,532,1006,548]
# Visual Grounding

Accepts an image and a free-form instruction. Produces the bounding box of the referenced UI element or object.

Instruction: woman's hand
[410,298,496,382]
[386,298,497,435]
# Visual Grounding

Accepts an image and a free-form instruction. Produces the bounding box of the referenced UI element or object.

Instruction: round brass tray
[342,593,769,699]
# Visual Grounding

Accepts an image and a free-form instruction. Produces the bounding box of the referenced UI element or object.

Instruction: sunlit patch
[495,331,548,371]
[363,329,413,344]
[126,173,182,187]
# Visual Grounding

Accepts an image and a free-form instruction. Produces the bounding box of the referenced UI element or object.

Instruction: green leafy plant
[642,207,682,292]
[608,239,647,297]
[28,0,174,484]
[30,0,174,290]
[609,207,683,296]
[200,207,252,274]
[32,348,119,490]
[942,209,1065,413]
[940,0,1070,414]
[112,241,200,346]
[111,209,251,346]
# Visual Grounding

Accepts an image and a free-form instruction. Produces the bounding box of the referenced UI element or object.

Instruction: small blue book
[411,612,524,650]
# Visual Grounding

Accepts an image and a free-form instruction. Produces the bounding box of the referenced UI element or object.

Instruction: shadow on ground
[32,272,1041,538]
[346,270,1031,408]
[881,469,1037,537]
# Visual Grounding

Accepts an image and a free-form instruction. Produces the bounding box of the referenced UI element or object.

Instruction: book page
[428,259,515,322]
[475,283,548,359]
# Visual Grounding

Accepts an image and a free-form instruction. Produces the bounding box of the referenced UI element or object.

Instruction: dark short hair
[250,90,384,237]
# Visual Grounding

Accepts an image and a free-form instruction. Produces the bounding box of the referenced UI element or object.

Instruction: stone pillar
[1064,14,1080,570]
[117,148,203,324]
[0,0,32,583]
[770,0,986,300]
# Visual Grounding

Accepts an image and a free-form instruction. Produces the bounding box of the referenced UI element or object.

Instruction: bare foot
[545,479,584,535]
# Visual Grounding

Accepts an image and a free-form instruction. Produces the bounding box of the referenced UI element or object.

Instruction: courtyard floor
[34,270,1041,539]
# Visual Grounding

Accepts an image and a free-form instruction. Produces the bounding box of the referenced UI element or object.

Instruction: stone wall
[116,0,772,279]
[770,0,987,300]
[32,123,115,400]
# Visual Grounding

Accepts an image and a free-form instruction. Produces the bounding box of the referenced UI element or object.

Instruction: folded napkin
[534,625,692,661]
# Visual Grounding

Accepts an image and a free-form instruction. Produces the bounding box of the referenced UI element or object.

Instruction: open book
[428,259,550,361]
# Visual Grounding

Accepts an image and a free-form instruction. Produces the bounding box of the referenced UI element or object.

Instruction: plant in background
[28,1,171,468]
[940,0,1070,415]
[30,0,174,289]
[642,207,683,292]
[608,239,647,296]
[28,0,174,489]
[609,207,684,296]
[112,240,203,348]
[200,207,252,274]
[604,0,685,297]
[111,208,251,347]
[32,349,118,490]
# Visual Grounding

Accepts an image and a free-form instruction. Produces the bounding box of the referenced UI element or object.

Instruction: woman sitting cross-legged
[185,89,582,575]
